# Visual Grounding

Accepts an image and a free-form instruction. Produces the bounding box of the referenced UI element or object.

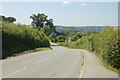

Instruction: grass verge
[93,52,119,74]
[34,47,52,51]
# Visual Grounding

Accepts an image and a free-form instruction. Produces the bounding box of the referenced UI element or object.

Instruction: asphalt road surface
[2,43,118,78]
[79,49,118,78]
[2,43,83,78]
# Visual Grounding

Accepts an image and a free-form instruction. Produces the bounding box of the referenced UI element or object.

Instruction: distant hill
[56,25,111,33]
[28,24,113,33]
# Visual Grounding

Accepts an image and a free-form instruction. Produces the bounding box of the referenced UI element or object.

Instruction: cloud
[62,1,71,5]
[80,3,86,6]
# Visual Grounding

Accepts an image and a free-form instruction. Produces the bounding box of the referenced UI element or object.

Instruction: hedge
[2,21,50,58]
[68,27,120,69]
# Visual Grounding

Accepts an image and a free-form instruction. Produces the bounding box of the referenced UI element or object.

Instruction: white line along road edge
[3,68,27,78]
[79,51,85,78]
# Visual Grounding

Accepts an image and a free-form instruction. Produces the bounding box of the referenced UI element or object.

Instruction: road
[79,49,118,78]
[2,43,83,78]
[2,43,118,78]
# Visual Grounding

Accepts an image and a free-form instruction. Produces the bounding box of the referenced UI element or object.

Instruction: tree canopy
[30,13,56,33]
[0,16,16,23]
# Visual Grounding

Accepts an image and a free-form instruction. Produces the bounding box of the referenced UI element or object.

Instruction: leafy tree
[76,32,83,38]
[57,35,66,42]
[71,35,79,41]
[40,25,52,36]
[45,18,56,32]
[87,29,97,36]
[0,16,16,23]
[49,32,57,42]
[30,13,56,35]
[30,13,48,28]
[0,16,6,21]
[6,17,16,23]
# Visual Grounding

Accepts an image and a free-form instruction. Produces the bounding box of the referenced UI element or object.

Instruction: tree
[6,17,16,23]
[0,16,16,23]
[87,29,97,36]
[49,32,57,42]
[30,13,48,28]
[0,16,6,21]
[45,18,56,32]
[76,33,83,38]
[71,35,79,41]
[57,35,66,42]
[40,25,52,36]
[30,13,56,33]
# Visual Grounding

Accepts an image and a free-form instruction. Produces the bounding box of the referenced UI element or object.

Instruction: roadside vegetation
[49,30,85,43]
[2,21,50,58]
[1,13,119,72]
[1,15,51,59]
[58,27,120,72]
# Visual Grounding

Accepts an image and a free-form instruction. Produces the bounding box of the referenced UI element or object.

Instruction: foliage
[57,35,66,42]
[56,25,110,33]
[30,13,47,28]
[56,42,69,47]
[86,29,98,36]
[0,15,16,23]
[40,25,52,36]
[57,30,75,37]
[2,21,50,58]
[34,47,52,51]
[71,35,79,41]
[49,32,57,42]
[76,32,83,38]
[30,13,56,34]
[66,27,120,69]
[49,30,76,43]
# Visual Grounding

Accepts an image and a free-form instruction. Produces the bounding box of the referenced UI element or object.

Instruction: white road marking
[37,56,50,63]
[3,68,27,78]
[79,51,85,78]
[0,77,2,80]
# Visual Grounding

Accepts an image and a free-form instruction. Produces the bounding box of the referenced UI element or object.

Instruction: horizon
[54,25,117,27]
[27,23,117,27]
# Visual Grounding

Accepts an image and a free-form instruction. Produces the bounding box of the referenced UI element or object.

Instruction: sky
[0,2,118,26]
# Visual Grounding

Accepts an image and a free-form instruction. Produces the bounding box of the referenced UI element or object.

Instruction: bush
[2,21,50,58]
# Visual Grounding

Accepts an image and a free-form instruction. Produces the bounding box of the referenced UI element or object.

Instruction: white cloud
[80,3,86,6]
[62,1,71,5]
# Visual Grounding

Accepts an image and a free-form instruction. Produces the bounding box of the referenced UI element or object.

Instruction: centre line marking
[3,68,27,78]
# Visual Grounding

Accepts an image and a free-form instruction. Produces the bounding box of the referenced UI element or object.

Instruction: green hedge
[68,27,120,69]
[2,21,50,58]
